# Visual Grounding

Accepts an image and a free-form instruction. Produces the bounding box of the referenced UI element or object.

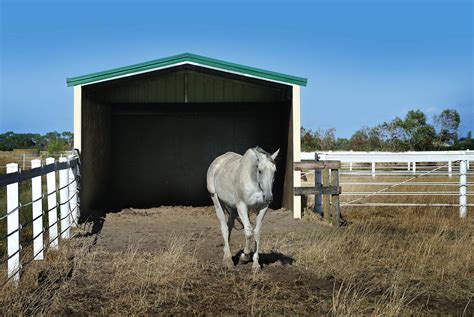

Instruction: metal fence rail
[301,151,472,218]
[0,154,80,285]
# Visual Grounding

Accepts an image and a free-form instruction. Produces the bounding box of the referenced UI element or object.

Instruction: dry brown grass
[0,233,201,315]
[0,151,43,175]
[300,207,473,315]
[296,172,473,315]
[0,173,473,315]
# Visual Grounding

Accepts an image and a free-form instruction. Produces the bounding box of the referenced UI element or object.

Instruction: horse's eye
[258,170,262,174]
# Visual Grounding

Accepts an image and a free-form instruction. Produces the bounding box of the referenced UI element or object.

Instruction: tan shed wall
[73,86,82,151]
[292,85,302,218]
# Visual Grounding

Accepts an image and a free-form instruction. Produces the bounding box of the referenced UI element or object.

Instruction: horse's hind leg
[211,194,233,268]
[226,206,237,242]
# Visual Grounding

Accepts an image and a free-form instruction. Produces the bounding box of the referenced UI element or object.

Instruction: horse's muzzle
[263,194,273,204]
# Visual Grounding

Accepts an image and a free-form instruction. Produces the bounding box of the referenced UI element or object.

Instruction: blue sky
[1,0,472,137]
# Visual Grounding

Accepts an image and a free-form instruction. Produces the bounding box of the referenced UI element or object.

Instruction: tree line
[0,131,73,153]
[302,109,473,151]
[1,108,472,153]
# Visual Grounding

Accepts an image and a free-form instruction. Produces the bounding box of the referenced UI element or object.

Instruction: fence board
[6,163,20,283]
[294,160,341,170]
[59,157,70,239]
[46,158,59,250]
[331,169,341,227]
[322,169,331,222]
[31,159,44,260]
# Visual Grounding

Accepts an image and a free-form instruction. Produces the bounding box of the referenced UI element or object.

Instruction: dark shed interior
[80,65,292,215]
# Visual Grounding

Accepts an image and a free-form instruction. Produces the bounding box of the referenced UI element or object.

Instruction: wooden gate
[294,159,342,226]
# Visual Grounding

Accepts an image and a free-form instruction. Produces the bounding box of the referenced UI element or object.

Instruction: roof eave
[66,53,308,87]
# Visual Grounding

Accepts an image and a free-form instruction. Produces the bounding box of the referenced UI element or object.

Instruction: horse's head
[253,147,279,204]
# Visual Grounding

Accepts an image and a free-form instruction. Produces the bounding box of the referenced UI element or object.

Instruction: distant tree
[350,128,370,151]
[434,109,460,146]
[378,121,408,151]
[301,108,468,152]
[335,137,350,150]
[459,131,474,150]
[411,125,437,150]
[44,131,61,144]
[399,110,426,149]
[47,138,68,153]
[0,131,42,150]
[301,128,343,151]
[45,131,72,153]
[61,131,74,148]
[320,128,336,150]
[385,110,437,150]
[0,131,74,152]
[301,128,319,151]
[367,126,383,150]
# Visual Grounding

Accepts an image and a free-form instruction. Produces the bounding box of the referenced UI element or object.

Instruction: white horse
[207,147,279,271]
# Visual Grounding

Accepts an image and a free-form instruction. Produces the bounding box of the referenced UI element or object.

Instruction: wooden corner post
[331,168,341,226]
[322,168,330,222]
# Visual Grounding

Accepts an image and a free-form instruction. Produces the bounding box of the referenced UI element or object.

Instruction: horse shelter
[67,53,307,219]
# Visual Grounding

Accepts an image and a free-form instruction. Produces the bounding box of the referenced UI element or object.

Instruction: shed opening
[80,65,293,214]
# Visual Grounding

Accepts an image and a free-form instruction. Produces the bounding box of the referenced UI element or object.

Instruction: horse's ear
[271,149,280,160]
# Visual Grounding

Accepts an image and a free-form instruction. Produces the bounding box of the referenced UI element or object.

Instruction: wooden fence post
[46,157,58,250]
[448,161,452,178]
[6,163,20,283]
[31,159,44,260]
[68,155,78,226]
[59,157,70,239]
[331,168,341,226]
[322,168,330,222]
[314,152,322,215]
[371,162,376,178]
[412,162,416,174]
[459,157,467,218]
[315,170,322,215]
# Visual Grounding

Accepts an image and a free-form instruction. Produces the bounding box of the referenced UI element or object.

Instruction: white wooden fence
[0,155,80,285]
[301,150,472,218]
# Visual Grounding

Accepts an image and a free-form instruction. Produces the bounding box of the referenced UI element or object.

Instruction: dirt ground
[95,206,320,263]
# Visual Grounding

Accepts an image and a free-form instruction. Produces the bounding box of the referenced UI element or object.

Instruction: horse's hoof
[223,257,234,269]
[240,253,252,264]
[252,264,262,273]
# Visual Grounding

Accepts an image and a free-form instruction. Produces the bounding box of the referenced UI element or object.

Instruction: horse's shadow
[232,250,295,268]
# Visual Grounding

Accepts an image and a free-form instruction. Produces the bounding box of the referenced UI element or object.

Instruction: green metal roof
[66,53,307,87]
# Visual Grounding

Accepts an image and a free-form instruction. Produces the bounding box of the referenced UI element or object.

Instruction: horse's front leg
[252,206,268,272]
[211,194,233,268]
[236,202,253,263]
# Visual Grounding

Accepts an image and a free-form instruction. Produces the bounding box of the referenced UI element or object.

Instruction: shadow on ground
[232,249,295,268]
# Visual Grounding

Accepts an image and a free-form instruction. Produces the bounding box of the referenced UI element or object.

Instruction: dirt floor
[95,206,320,263]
